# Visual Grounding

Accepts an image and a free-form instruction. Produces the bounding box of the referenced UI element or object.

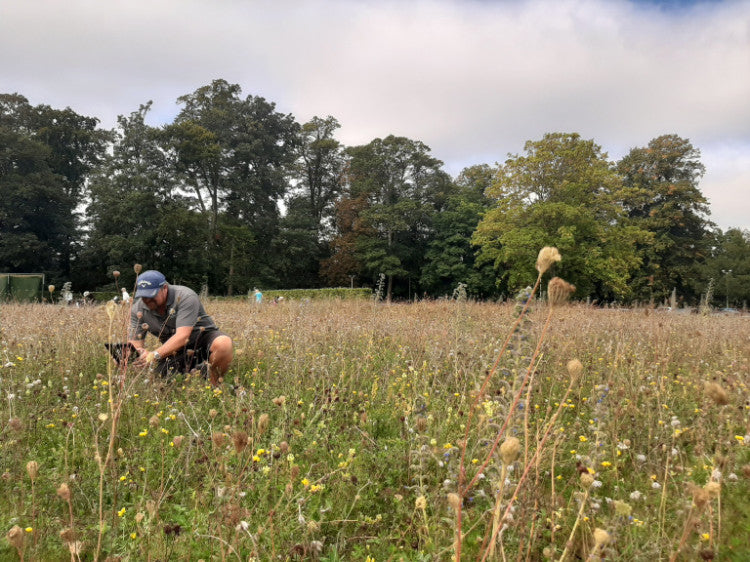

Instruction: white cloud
[1,0,748,229]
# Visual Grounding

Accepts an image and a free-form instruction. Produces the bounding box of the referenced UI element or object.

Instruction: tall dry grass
[0,296,748,560]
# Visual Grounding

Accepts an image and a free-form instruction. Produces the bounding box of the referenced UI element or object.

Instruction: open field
[1,297,749,561]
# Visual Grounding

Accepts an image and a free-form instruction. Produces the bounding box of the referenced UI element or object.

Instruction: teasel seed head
[592,528,610,549]
[567,359,584,380]
[580,472,594,488]
[258,413,270,435]
[232,430,249,453]
[500,436,521,466]
[447,492,462,511]
[689,482,710,512]
[211,432,226,449]
[57,483,71,501]
[548,277,575,306]
[7,525,24,549]
[704,481,721,498]
[536,246,562,275]
[704,382,729,406]
[26,461,39,482]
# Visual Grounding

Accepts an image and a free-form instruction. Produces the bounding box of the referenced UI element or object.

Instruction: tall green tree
[473,133,648,300]
[0,94,108,281]
[79,103,205,290]
[336,135,451,300]
[420,164,497,297]
[616,134,713,303]
[161,79,299,292]
[704,228,750,308]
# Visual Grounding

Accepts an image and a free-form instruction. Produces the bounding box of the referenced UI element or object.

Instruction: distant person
[254,288,262,305]
[128,270,233,386]
[121,287,131,304]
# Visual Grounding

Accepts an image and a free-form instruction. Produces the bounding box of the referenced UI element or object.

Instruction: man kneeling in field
[128,270,233,386]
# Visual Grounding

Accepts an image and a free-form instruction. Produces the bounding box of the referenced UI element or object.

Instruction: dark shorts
[155,329,228,376]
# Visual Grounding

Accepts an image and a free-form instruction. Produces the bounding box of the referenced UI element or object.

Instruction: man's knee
[209,335,233,363]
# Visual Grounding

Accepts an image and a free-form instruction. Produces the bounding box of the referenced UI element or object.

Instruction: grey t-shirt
[129,284,218,344]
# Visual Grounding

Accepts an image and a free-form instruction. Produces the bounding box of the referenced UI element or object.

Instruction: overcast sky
[2,0,748,230]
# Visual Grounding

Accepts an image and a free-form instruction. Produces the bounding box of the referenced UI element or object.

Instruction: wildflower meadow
[1,261,749,560]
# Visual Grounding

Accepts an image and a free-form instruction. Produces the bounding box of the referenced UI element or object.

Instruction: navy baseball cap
[135,270,167,299]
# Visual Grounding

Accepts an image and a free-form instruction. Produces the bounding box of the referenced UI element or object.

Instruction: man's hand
[133,347,152,368]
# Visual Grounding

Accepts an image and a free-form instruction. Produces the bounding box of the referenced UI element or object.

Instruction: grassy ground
[0,296,748,561]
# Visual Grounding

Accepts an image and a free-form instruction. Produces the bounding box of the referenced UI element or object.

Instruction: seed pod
[567,359,584,379]
[57,483,71,501]
[548,277,575,306]
[500,437,521,466]
[447,493,461,511]
[7,525,24,549]
[134,264,142,274]
[258,413,270,435]
[536,247,561,275]
[26,461,39,482]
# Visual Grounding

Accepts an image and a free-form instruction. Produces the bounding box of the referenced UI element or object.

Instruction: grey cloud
[1,0,748,229]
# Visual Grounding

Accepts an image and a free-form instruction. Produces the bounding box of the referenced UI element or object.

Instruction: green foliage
[473,133,648,300]
[616,134,714,303]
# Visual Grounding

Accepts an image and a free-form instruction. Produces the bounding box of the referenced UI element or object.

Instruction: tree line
[1,80,748,306]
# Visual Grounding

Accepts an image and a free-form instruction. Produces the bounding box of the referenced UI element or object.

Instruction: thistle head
[536,247,561,275]
[548,277,575,306]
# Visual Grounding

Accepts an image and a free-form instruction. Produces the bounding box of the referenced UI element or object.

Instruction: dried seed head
[172,435,185,448]
[416,415,428,432]
[211,432,226,448]
[415,495,427,510]
[112,270,120,278]
[613,500,632,517]
[258,413,270,435]
[135,512,145,524]
[272,395,287,407]
[134,263,142,274]
[447,493,462,511]
[548,277,575,306]
[209,409,218,419]
[689,482,710,512]
[290,465,300,479]
[500,437,521,466]
[26,461,39,482]
[279,441,289,454]
[7,417,23,432]
[146,500,157,517]
[59,528,77,543]
[232,430,249,453]
[742,464,750,479]
[7,525,24,549]
[593,528,610,549]
[536,247,562,275]
[704,481,721,498]
[567,359,584,379]
[580,473,595,488]
[149,415,160,428]
[48,285,55,294]
[57,483,71,501]
[704,382,729,406]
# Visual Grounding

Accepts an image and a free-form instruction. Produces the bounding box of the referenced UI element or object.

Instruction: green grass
[0,296,748,561]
